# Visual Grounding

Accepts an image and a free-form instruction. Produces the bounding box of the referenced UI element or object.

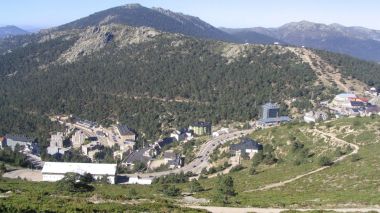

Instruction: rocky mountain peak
[123,3,143,9]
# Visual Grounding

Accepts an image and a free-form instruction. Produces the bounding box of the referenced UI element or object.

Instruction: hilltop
[0,25,29,38]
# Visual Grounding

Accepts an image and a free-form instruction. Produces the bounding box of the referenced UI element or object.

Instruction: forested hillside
[0,23,379,145]
[316,49,380,87]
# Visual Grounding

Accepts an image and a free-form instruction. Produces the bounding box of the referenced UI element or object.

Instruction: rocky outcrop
[57,24,166,63]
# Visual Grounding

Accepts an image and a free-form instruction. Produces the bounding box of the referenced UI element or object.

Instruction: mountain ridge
[0,25,29,38]
[224,21,380,61]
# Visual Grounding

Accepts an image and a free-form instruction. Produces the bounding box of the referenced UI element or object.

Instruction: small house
[230,138,263,158]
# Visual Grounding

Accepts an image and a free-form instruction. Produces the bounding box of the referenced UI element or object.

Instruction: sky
[1,0,379,31]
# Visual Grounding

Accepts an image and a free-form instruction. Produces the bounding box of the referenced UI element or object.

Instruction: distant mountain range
[2,6,380,61]
[222,21,380,62]
[0,25,29,38]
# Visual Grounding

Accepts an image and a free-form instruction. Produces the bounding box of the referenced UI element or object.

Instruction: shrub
[318,156,333,166]
[230,165,244,173]
[56,173,94,193]
[249,167,257,175]
[351,154,362,162]
[161,185,181,197]
[189,180,204,193]
[214,175,236,204]
[252,151,264,167]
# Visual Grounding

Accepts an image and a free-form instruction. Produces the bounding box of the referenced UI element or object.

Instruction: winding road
[244,128,359,192]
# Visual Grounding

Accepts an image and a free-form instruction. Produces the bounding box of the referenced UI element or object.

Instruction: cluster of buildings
[45,117,138,162]
[124,137,178,169]
[328,93,380,117]
[47,132,70,156]
[124,122,212,170]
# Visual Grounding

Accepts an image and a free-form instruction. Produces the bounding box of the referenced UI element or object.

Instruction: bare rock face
[57,24,164,63]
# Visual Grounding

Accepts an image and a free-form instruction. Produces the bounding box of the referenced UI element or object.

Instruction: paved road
[121,128,255,178]
[189,206,380,213]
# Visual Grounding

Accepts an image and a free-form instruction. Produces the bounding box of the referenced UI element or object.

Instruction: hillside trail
[188,205,380,213]
[243,128,359,192]
[286,47,366,94]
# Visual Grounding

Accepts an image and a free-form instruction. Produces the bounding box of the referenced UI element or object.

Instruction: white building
[71,130,86,149]
[303,111,328,123]
[47,146,70,156]
[82,141,103,160]
[212,127,229,137]
[50,132,64,148]
[41,162,117,184]
[170,129,193,142]
[127,176,153,185]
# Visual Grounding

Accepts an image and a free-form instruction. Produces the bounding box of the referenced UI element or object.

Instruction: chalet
[189,122,211,136]
[4,134,38,153]
[163,150,183,169]
[170,128,192,142]
[116,124,136,142]
[230,138,263,158]
[155,137,175,150]
[124,147,153,168]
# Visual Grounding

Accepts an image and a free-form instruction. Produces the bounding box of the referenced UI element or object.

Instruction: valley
[1,2,380,213]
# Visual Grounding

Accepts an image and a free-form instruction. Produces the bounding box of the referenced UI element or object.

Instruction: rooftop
[230,138,262,152]
[156,137,175,149]
[163,150,176,160]
[125,147,152,164]
[262,102,280,108]
[41,162,117,175]
[5,134,34,143]
[191,121,211,127]
[116,124,135,136]
[336,93,357,99]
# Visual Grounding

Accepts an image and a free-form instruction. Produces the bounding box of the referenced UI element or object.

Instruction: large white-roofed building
[41,162,117,184]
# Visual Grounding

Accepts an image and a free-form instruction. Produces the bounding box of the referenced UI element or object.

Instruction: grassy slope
[1,117,379,210]
[189,117,380,208]
[0,179,204,212]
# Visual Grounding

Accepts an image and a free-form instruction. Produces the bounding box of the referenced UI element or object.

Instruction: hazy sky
[1,0,379,30]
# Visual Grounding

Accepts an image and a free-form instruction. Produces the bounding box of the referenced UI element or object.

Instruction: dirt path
[189,205,380,213]
[244,129,359,192]
[3,169,42,181]
[286,47,366,94]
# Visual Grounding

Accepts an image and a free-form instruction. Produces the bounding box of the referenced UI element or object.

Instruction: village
[1,87,380,185]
